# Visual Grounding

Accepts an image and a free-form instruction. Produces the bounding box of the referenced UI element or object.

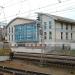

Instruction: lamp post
[39,27,44,66]
[37,14,45,66]
[37,19,44,66]
[39,21,44,66]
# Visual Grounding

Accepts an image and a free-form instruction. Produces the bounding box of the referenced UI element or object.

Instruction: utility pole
[0,6,7,23]
[40,27,44,66]
[37,15,44,66]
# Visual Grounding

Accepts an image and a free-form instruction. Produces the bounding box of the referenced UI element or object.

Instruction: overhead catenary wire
[43,5,75,14]
[1,0,71,13]
[0,6,75,23]
[0,0,74,22]
[0,6,8,23]
[0,0,72,15]
[1,7,75,23]
[26,7,75,18]
[16,0,72,15]
[16,0,25,16]
[2,0,70,9]
[0,0,72,17]
[3,0,28,8]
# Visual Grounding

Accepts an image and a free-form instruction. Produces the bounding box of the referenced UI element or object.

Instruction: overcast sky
[0,0,75,23]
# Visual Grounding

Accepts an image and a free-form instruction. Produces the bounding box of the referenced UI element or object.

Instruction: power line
[0,6,75,23]
[36,1,75,14]
[42,3,75,14]
[3,0,28,8]
[52,7,75,13]
[2,0,71,18]
[3,0,70,9]
[26,7,75,18]
[0,0,74,22]
[1,0,71,11]
[52,8,75,15]
[1,7,75,22]
[0,6,7,23]
[16,0,25,16]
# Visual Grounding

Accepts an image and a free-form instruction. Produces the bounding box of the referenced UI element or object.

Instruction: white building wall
[7,16,75,50]
[42,18,74,50]
[38,13,75,50]
[72,25,75,40]
[55,21,75,49]
[7,19,35,46]
[39,14,55,45]
[56,31,61,40]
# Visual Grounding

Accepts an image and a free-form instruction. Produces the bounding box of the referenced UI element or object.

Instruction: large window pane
[49,21,51,29]
[49,32,52,39]
[44,22,47,29]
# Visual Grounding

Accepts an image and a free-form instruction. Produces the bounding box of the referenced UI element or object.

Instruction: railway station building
[6,13,75,51]
[37,13,75,50]
[6,17,39,47]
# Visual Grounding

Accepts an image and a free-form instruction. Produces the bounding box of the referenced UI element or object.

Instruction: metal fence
[44,44,71,53]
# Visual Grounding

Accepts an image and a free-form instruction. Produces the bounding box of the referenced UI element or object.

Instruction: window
[71,33,72,40]
[15,23,37,42]
[9,27,10,33]
[12,27,13,33]
[71,24,72,30]
[12,35,13,41]
[61,32,63,39]
[49,32,52,39]
[37,16,40,21]
[44,32,47,35]
[44,32,47,39]
[49,21,51,29]
[44,36,47,39]
[19,35,22,40]
[44,22,47,29]
[66,24,68,30]
[9,35,10,41]
[61,23,63,29]
[66,32,68,40]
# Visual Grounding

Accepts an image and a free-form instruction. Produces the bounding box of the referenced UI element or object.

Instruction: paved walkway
[11,47,42,53]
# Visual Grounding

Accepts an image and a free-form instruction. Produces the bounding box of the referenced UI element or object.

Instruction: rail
[0,66,50,75]
[13,52,75,66]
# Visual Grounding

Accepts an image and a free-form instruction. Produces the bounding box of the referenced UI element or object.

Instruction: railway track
[0,66,50,75]
[13,52,75,66]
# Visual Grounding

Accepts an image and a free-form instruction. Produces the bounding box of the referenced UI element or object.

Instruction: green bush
[0,48,11,56]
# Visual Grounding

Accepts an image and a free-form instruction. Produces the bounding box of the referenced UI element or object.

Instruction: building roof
[37,12,75,24]
[6,17,36,28]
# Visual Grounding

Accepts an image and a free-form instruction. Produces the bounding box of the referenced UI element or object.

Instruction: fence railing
[44,44,71,54]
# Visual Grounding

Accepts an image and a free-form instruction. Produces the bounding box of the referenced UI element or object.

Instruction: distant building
[2,26,7,40]
[0,28,3,41]
[0,22,7,41]
[6,17,39,46]
[37,13,75,50]
[6,14,75,50]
